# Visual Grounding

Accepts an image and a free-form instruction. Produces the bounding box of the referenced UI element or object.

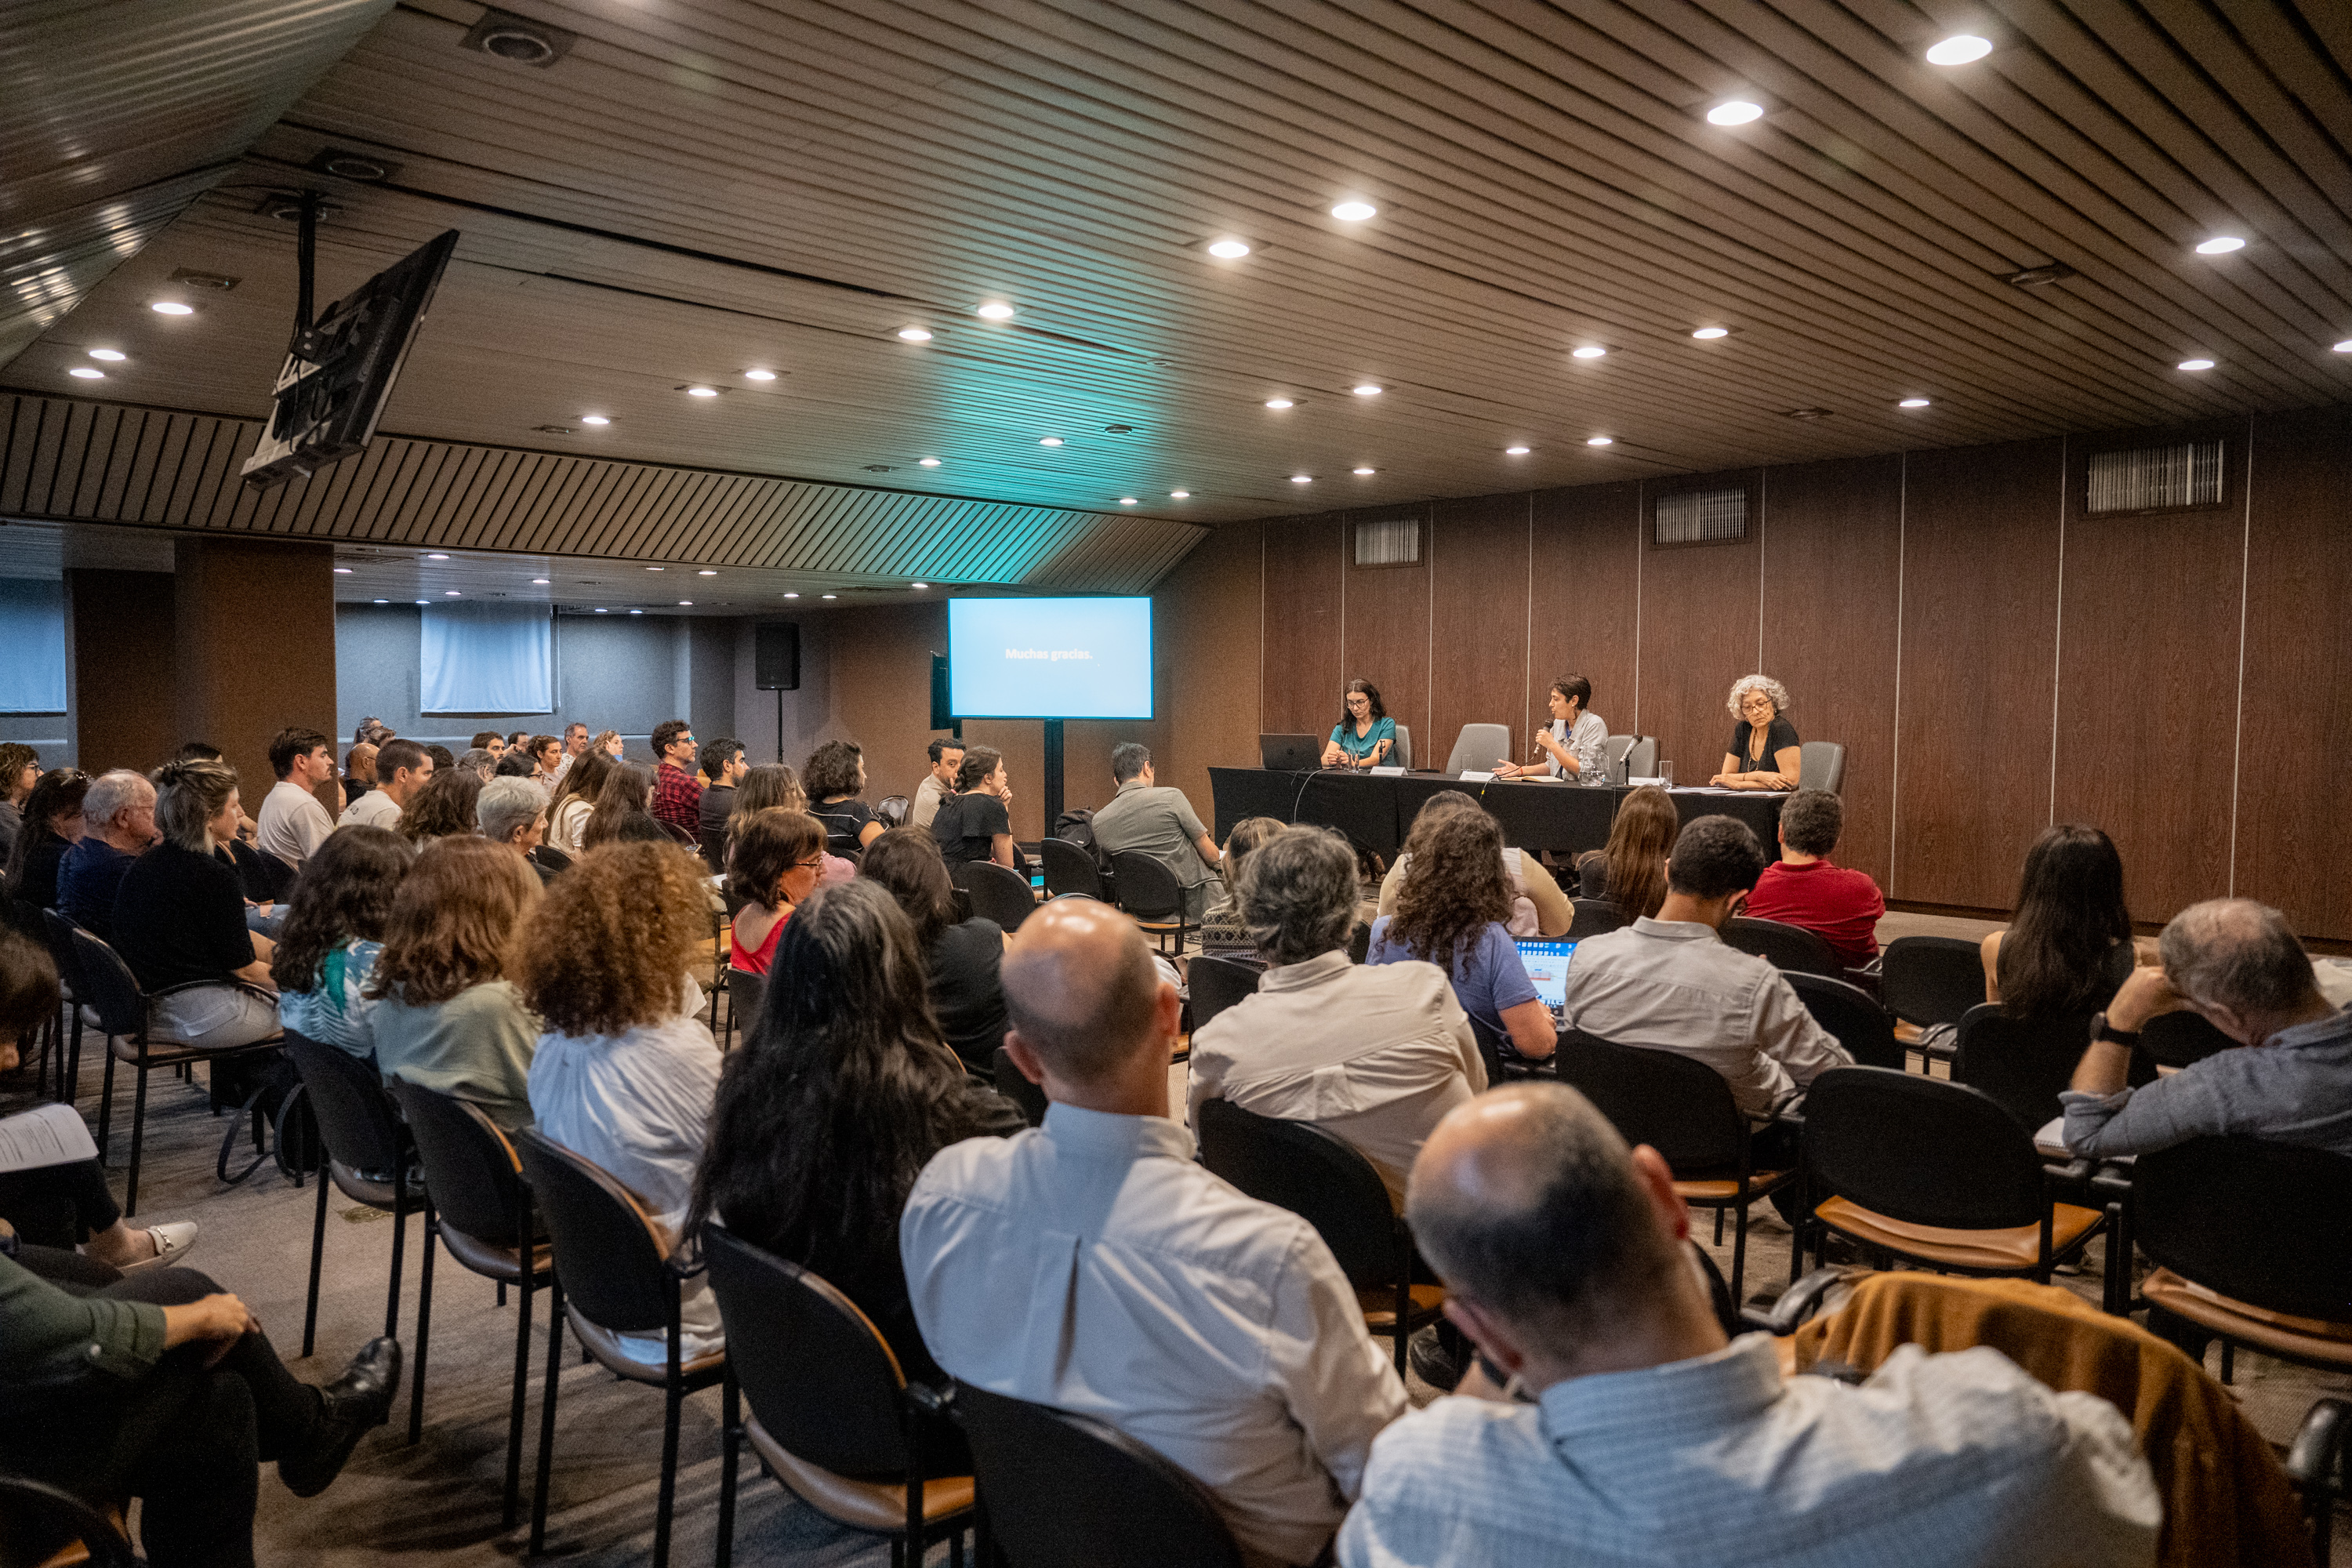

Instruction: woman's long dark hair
[858,826,959,945]
[270,826,412,993]
[398,768,481,844]
[1388,797,1511,968]
[4,770,86,887]
[549,747,613,823]
[1336,677,1387,729]
[583,762,655,849]
[687,880,970,1272]
[2002,824,2134,1018]
[1599,785,1676,920]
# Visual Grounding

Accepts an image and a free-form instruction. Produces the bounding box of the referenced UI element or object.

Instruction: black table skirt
[1208,768,1784,862]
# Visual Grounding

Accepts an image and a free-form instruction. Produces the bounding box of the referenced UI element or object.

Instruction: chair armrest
[1743,1266,1846,1338]
[902,1381,953,1420]
[2039,1157,2097,1201]
[2287,1398,2350,1496]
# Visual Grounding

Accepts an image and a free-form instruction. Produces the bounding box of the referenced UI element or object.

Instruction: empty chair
[1443,724,1512,776]
[1798,741,1846,794]
[1952,1004,2150,1132]
[1389,725,1412,771]
[285,1033,419,1357]
[1784,971,1902,1071]
[1602,734,1634,774]
[952,1383,1243,1568]
[722,967,765,1049]
[696,826,728,873]
[990,1046,1047,1127]
[1721,916,1842,977]
[874,793,910,829]
[703,1225,972,1568]
[1878,935,1985,1030]
[958,858,1036,932]
[1108,851,1195,956]
[1037,836,1105,900]
[1624,736,1657,779]
[1567,898,1628,940]
[1185,953,1261,1035]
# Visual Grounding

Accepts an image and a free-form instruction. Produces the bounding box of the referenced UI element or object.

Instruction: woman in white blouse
[1493,674,1609,782]
[545,749,613,855]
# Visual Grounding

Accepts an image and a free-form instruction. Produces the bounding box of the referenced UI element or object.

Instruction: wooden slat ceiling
[4,0,2349,550]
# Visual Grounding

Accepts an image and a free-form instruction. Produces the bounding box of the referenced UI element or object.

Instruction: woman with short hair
[110,759,279,1051]
[272,826,409,1059]
[397,768,482,845]
[1367,804,1555,1062]
[802,739,885,855]
[546,748,613,855]
[1711,674,1802,790]
[1576,784,1678,920]
[581,761,664,849]
[726,810,826,978]
[1494,674,1609,782]
[858,826,1010,1069]
[1981,825,2143,1015]
[1320,678,1396,769]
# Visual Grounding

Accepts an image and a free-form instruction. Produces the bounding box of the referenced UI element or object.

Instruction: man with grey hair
[1340,1083,2161,1568]
[2063,897,2352,1157]
[1191,825,1484,1207]
[902,898,1405,1568]
[57,769,157,940]
[476,776,555,886]
[1089,742,1222,920]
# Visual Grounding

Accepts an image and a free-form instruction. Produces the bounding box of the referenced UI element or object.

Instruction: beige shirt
[911,771,951,829]
[256,778,335,866]
[1189,950,1486,1208]
[338,787,403,832]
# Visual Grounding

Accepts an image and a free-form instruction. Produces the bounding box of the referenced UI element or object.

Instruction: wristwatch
[2089,1011,2140,1047]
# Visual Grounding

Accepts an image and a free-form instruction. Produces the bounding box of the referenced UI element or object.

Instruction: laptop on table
[1259,733,1323,771]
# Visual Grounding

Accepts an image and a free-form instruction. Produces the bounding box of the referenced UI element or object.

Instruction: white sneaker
[119,1221,200,1272]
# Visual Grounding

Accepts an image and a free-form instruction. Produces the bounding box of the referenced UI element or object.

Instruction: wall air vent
[1354,515,1421,567]
[2085,439,2224,514]
[1653,485,1748,545]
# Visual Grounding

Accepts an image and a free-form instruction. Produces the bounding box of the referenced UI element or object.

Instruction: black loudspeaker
[755,622,800,691]
[930,653,951,731]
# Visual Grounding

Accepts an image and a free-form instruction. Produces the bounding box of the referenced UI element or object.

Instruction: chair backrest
[514,1128,677,1335]
[389,1078,527,1246]
[660,819,698,847]
[1801,1067,2047,1229]
[1951,1004,2094,1131]
[1721,916,1842,977]
[1783,971,1903,1070]
[1444,723,1511,776]
[1186,954,1261,1034]
[990,1046,1047,1127]
[702,1225,912,1475]
[0,1472,138,1568]
[1390,724,1411,771]
[2141,1009,2234,1069]
[724,967,766,1043]
[1798,741,1846,794]
[1194,1099,1397,1290]
[1037,836,1104,898]
[1567,898,1628,940]
[1551,1030,1746,1174]
[951,1384,1243,1568]
[1107,851,1183,920]
[961,858,1036,932]
[285,1033,410,1174]
[2132,1136,2352,1323]
[875,793,910,829]
[1624,736,1657,778]
[532,843,574,873]
[36,908,86,999]
[696,827,728,873]
[1878,935,1987,1028]
[65,927,144,1037]
[1602,734,1634,767]
[256,850,301,904]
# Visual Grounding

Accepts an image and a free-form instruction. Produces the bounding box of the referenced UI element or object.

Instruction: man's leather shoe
[281,1337,401,1498]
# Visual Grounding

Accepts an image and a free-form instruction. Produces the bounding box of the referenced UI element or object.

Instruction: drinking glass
[1660,761,1675,787]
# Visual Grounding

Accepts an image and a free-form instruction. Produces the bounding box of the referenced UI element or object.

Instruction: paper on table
[1457,770,1496,783]
[1367,765,1404,776]
[2033,1116,2069,1159]
[0,1102,99,1173]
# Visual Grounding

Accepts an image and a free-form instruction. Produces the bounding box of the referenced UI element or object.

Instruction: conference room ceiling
[5,0,2350,562]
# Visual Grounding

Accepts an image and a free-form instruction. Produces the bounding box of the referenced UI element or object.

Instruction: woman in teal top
[1321,678,1398,768]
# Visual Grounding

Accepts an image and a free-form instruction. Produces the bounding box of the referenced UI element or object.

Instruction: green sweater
[0,1251,166,1385]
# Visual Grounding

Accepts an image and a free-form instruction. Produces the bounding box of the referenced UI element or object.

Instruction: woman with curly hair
[273,826,411,1059]
[581,761,665,849]
[1711,673,1802,790]
[369,837,542,1129]
[517,840,724,1363]
[689,879,1022,1385]
[396,766,482,844]
[1367,803,1555,1062]
[1575,784,1678,920]
[1377,792,1569,938]
[726,810,826,978]
[801,739,884,856]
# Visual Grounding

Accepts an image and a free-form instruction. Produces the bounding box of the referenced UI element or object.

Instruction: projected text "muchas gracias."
[1004,648,1095,661]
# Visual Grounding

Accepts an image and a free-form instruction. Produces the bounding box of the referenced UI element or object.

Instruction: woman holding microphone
[1494,675,1608,781]
[1321,679,1397,769]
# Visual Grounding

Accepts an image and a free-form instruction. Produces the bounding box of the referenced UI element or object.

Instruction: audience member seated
[518,841,724,1363]
[369,837,543,1129]
[492,753,536,782]
[581,760,666,849]
[928,745,1016,869]
[421,743,456,775]
[4,768,88,925]
[470,731,506,759]
[648,718,702,837]
[0,742,38,865]
[526,734,563,793]
[903,898,1406,1567]
[858,826,1010,1070]
[1196,815,1284,954]
[1983,824,2143,1013]
[506,730,532,756]
[342,742,377,808]
[1368,805,1556,1063]
[546,749,612,855]
[725,810,825,978]
[1338,1083,2161,1568]
[1091,742,1223,920]
[910,737,964,829]
[396,767,482,845]
[455,748,497,784]
[697,735,745,844]
[549,722,590,788]
[729,764,853,884]
[256,727,338,868]
[803,739,885,856]
[477,777,554,884]
[353,717,394,748]
[1573,783,1675,919]
[58,769,154,939]
[338,739,431,832]
[1193,826,1484,1207]
[2064,897,2352,1158]
[272,826,408,1060]
[111,760,280,1051]
[1740,789,1884,970]
[592,728,624,759]
[1379,791,1569,938]
[690,880,1022,1386]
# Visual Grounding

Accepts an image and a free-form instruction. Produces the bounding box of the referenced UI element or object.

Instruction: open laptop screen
[1515,938,1576,1028]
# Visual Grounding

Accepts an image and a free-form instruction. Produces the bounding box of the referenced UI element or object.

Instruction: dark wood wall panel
[1634,471,1762,786]
[1529,482,1641,749]
[1259,514,1342,735]
[1156,521,1265,815]
[2233,405,2352,941]
[2053,426,2249,922]
[1429,493,1531,770]
[1760,455,1903,888]
[1341,505,1432,768]
[1893,439,2063,909]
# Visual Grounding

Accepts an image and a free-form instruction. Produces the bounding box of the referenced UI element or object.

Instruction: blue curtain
[420,603,553,713]
[0,580,67,713]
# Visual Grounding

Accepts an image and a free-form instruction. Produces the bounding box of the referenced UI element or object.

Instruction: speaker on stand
[755,622,800,762]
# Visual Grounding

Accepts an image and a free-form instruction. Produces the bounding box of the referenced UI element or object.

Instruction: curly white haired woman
[1711,674,1801,790]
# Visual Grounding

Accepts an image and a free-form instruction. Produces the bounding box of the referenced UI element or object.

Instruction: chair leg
[716,1373,739,1568]
[96,1040,117,1163]
[504,1266,532,1530]
[1713,1209,1724,1246]
[530,1280,564,1555]
[2220,1340,2234,1385]
[386,1172,408,1341]
[653,1381,682,1568]
[303,1166,329,1357]
[408,1200,437,1444]
[124,1062,150,1218]
[1730,1203,1749,1305]
[65,1008,82,1116]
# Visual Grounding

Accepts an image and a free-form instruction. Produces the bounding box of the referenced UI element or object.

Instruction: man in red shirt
[1743,790,1884,971]
[649,717,702,837]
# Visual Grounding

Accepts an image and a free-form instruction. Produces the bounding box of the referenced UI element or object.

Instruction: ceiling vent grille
[1354,515,1421,566]
[1654,485,1748,544]
[2085,439,2224,514]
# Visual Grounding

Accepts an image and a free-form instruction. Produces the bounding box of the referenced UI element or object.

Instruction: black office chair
[1566,898,1628,939]
[722,967,765,1049]
[1721,916,1842,977]
[1185,953,1261,1036]
[2142,1009,2234,1069]
[1952,1004,2153,1133]
[990,1046,1047,1127]
[285,1034,419,1357]
[1038,836,1106,900]
[531,843,574,873]
[958,859,1036,932]
[1878,935,1987,1030]
[1552,1029,1792,1301]
[0,1473,137,1568]
[1109,851,1195,955]
[696,826,728,873]
[1784,971,1903,1070]
[951,1384,1243,1568]
[703,1225,972,1568]
[1195,1098,1442,1375]
[34,909,88,1111]
[875,793,911,829]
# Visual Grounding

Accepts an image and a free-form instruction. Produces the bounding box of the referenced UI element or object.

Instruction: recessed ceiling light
[373,598,389,604]
[897,327,933,342]
[1352,384,1382,396]
[1330,201,1377,221]
[1265,398,1294,409]
[1207,239,1251,259]
[630,608,644,615]
[150,301,194,315]
[684,386,718,397]
[1170,489,1191,497]
[444,590,461,597]
[2178,358,2216,371]
[532,577,550,584]
[1898,397,1932,408]
[1506,445,1531,455]
[594,607,608,613]
[1924,34,1993,64]
[333,567,353,574]
[975,302,1015,320]
[579,415,611,426]
[821,593,837,599]
[743,368,777,380]
[912,582,928,590]
[426,553,450,561]
[415,599,430,605]
[68,367,103,379]
[1691,327,1730,339]
[1585,437,1613,446]
[783,592,799,599]
[2194,236,2245,256]
[1119,497,1138,505]
[1352,466,1376,474]
[918,456,942,466]
[2335,339,2352,354]
[1040,437,1063,446]
[1571,346,1607,359]
[678,600,693,606]
[1707,100,1764,125]
[1290,474,1313,484]
[87,348,125,361]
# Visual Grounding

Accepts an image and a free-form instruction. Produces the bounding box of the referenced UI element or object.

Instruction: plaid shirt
[652,761,703,835]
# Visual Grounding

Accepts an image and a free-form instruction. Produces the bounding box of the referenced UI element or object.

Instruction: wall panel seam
[2227,417,2252,895]
[2050,436,2065,824]
[1891,451,1906,892]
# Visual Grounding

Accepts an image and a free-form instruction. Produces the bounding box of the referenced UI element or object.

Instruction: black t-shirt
[809,797,874,857]
[928,917,1010,1069]
[113,843,253,992]
[699,784,736,838]
[1726,715,1801,772]
[930,792,1010,865]
[15,831,73,916]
